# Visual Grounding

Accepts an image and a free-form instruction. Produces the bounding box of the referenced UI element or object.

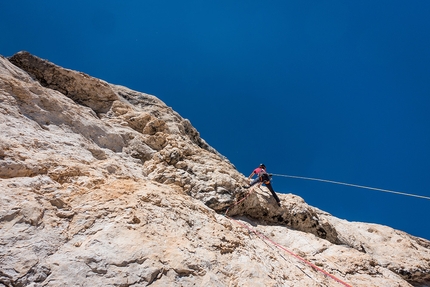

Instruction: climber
[247,164,281,207]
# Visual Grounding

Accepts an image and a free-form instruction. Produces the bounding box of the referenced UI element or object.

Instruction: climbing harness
[271,174,430,201]
[224,187,353,287]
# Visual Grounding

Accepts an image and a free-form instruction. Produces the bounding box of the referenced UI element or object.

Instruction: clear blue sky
[1,1,429,240]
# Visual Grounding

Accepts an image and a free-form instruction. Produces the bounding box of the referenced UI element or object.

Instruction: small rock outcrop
[1,52,429,287]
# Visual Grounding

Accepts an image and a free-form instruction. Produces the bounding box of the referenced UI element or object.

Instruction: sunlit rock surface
[1,52,429,287]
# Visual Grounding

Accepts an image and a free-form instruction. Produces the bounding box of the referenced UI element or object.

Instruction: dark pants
[250,180,280,204]
[265,182,280,203]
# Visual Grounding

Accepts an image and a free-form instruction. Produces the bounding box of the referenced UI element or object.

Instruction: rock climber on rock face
[248,163,266,186]
[248,164,281,207]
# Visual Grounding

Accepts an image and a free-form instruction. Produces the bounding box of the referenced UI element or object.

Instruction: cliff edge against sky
[1,52,429,286]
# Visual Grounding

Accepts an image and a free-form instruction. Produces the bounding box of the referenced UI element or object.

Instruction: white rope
[271,174,430,201]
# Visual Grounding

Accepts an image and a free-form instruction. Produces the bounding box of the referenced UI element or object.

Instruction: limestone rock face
[1,52,429,287]
[6,51,243,211]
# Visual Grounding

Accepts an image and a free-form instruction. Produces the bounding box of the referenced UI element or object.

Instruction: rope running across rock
[224,187,353,287]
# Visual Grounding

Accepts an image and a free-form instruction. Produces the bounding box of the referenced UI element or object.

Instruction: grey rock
[0,52,429,287]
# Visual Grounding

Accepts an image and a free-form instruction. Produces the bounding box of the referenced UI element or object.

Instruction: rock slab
[1,52,429,287]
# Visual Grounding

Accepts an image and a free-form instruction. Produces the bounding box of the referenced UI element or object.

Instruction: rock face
[1,51,429,287]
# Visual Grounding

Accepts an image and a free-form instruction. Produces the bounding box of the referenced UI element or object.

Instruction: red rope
[224,187,254,216]
[225,187,353,287]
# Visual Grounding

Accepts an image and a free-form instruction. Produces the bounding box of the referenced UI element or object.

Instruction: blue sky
[1,1,430,240]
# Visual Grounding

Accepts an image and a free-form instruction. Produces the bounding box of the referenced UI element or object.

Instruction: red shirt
[253,167,265,175]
